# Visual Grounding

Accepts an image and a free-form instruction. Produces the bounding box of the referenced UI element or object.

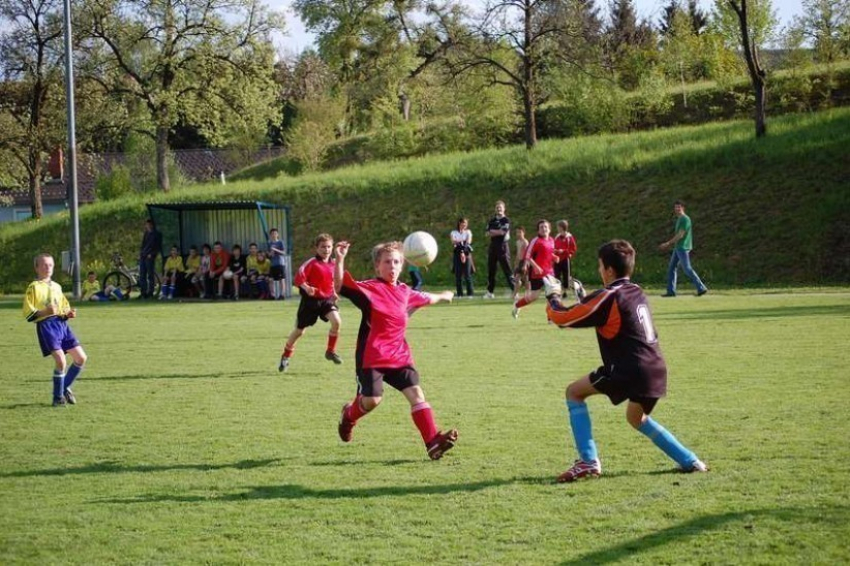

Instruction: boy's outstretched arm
[333,241,350,293]
[425,290,454,305]
[546,289,611,329]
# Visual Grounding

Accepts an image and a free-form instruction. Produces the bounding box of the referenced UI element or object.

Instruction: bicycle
[102,252,161,300]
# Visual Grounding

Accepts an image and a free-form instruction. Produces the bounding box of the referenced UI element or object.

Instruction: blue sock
[567,399,598,463]
[638,417,697,468]
[64,363,84,391]
[112,289,124,300]
[52,370,65,400]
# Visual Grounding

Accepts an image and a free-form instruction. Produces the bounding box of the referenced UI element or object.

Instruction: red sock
[283,346,294,359]
[515,297,530,308]
[326,333,339,353]
[346,395,368,422]
[411,402,438,444]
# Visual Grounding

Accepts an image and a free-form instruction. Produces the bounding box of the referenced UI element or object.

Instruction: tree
[0,0,65,219]
[606,0,657,88]
[727,0,768,136]
[79,0,283,191]
[794,0,850,63]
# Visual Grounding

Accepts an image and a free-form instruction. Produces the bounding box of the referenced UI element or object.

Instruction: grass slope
[1,109,849,293]
[0,292,849,563]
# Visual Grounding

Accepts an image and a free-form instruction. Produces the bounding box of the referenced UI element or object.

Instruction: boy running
[23,254,89,406]
[545,240,707,481]
[334,240,458,460]
[279,234,342,372]
[512,219,555,319]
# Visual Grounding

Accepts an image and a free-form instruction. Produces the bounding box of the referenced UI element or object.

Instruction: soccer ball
[223,269,234,280]
[403,231,438,267]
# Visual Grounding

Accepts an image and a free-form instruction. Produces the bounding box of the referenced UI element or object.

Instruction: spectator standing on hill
[659,200,708,297]
[484,200,515,299]
[139,219,162,299]
[451,217,474,298]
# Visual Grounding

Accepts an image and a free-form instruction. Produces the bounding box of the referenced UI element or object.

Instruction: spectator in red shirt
[553,219,577,297]
[208,241,230,299]
[334,240,458,460]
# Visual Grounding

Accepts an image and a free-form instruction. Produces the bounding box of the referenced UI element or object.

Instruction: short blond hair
[371,241,404,264]
[34,253,53,268]
[315,233,333,247]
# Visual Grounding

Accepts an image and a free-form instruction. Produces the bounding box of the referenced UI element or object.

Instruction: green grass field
[1,289,849,564]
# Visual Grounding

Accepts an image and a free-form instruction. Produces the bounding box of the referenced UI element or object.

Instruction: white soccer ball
[222,269,234,280]
[403,231,438,267]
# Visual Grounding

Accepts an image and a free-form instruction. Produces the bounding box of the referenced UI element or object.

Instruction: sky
[267,0,805,54]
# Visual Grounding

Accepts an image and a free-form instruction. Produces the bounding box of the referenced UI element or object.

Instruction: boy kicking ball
[545,240,707,482]
[23,254,89,406]
[333,240,458,460]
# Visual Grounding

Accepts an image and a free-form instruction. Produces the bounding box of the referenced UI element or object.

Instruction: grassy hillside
[1,109,849,293]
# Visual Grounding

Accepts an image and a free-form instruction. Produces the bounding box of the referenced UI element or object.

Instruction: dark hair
[213,241,222,247]
[202,244,211,252]
[456,217,468,230]
[171,244,178,250]
[189,245,198,251]
[557,219,569,230]
[269,228,279,234]
[598,239,635,278]
[674,199,685,207]
[537,219,550,230]
[232,244,242,252]
[516,225,525,232]
[249,242,258,248]
[87,270,96,276]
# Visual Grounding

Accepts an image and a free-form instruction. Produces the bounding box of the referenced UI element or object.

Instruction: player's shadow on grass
[101,476,552,504]
[559,505,850,565]
[310,458,420,467]
[0,458,282,478]
[658,304,850,321]
[93,370,272,382]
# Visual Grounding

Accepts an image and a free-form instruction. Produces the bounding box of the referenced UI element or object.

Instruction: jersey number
[636,305,657,343]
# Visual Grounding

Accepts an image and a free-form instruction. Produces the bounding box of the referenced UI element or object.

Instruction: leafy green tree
[0,0,65,218]
[605,0,657,89]
[711,0,777,49]
[78,0,283,191]
[793,0,850,63]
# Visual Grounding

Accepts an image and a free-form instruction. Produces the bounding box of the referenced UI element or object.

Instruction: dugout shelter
[147,201,293,298]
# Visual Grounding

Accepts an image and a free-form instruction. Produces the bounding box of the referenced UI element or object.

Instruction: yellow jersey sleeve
[23,282,41,322]
[164,256,185,272]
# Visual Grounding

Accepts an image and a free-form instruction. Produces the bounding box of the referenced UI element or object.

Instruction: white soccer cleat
[483,292,495,299]
[512,306,520,319]
[542,275,562,299]
[682,459,709,473]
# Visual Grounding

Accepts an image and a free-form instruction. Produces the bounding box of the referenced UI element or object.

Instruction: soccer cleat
[483,292,495,299]
[338,403,355,442]
[697,288,708,297]
[63,389,76,405]
[682,459,709,473]
[52,396,66,407]
[325,351,343,365]
[557,459,602,483]
[278,356,289,373]
[512,306,520,319]
[426,429,459,460]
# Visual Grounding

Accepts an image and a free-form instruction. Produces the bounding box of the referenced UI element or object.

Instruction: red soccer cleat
[338,403,355,442]
[557,459,602,483]
[426,429,459,460]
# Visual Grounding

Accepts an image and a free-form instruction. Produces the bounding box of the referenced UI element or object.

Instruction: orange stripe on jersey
[546,289,612,327]
[597,299,621,339]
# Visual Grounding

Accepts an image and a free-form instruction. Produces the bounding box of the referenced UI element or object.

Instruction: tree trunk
[754,77,766,137]
[522,0,537,150]
[28,150,44,219]
[523,89,537,149]
[156,125,171,192]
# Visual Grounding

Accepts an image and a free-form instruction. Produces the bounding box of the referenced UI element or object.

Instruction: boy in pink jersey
[512,219,555,319]
[279,234,342,372]
[334,240,458,460]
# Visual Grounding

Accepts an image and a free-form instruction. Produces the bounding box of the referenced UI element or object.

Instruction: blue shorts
[36,317,80,357]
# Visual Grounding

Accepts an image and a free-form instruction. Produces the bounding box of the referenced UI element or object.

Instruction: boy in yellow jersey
[23,254,89,406]
[183,245,201,296]
[82,271,123,301]
[161,245,185,300]
[254,250,271,299]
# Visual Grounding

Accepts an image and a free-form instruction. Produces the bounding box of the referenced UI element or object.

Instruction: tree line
[2,0,849,218]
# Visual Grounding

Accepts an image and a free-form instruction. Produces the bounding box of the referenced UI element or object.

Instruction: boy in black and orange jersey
[545,239,707,482]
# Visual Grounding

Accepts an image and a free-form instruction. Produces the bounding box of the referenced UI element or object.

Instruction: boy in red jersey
[545,239,707,482]
[334,240,458,460]
[553,219,578,298]
[512,219,555,319]
[279,234,342,372]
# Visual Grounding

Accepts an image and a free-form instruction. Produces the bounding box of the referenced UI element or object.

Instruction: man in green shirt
[659,200,708,297]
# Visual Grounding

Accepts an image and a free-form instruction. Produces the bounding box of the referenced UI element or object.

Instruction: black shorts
[356,366,420,397]
[296,297,338,329]
[529,278,544,291]
[589,366,661,414]
[270,265,286,281]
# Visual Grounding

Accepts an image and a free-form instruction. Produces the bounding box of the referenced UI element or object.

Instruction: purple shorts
[36,317,80,357]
